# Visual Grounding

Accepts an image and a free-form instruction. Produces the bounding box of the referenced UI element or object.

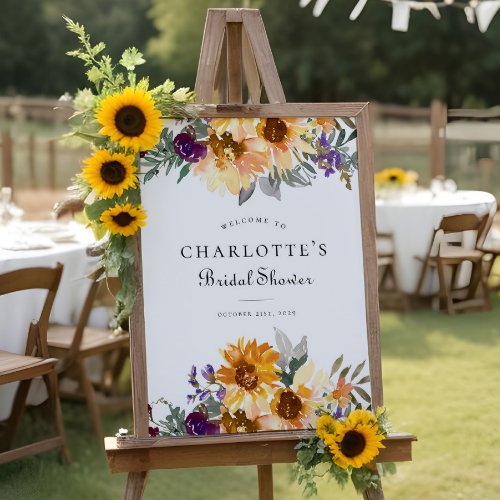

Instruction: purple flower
[173,130,207,163]
[315,132,342,177]
[139,150,149,158]
[185,411,220,436]
[198,390,210,401]
[201,364,216,383]
[188,365,199,388]
[148,426,160,437]
[216,387,226,402]
[334,406,344,419]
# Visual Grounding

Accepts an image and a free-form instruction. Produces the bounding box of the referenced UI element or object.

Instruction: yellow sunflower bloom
[81,150,137,199]
[216,338,281,420]
[100,203,147,237]
[96,87,162,151]
[316,414,339,441]
[326,410,385,469]
[374,167,418,188]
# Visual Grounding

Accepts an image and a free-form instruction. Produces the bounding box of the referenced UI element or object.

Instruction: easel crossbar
[105,433,416,473]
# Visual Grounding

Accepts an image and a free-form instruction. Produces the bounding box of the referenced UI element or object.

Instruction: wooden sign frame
[105,9,415,500]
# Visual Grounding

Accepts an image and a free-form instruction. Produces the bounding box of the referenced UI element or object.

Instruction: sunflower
[100,203,147,237]
[81,150,137,199]
[96,87,162,151]
[256,118,316,178]
[316,414,339,441]
[191,130,267,195]
[216,338,281,420]
[374,168,418,188]
[325,409,385,469]
[258,361,329,431]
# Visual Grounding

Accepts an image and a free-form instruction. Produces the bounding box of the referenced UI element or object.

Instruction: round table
[375,190,497,295]
[0,221,98,420]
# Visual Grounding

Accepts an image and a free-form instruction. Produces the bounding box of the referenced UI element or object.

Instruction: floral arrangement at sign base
[62,17,195,325]
[145,327,396,496]
[374,167,418,200]
[293,407,395,496]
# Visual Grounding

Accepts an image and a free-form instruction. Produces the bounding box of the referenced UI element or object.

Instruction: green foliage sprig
[64,17,195,326]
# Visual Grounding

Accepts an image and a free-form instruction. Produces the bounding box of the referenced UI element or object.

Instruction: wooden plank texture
[105,433,416,473]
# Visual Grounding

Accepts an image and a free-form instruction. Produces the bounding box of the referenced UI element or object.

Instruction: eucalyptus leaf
[329,355,344,378]
[351,360,366,381]
[177,163,191,184]
[239,181,256,206]
[275,327,293,370]
[335,129,346,147]
[357,375,370,384]
[338,365,351,379]
[291,336,308,361]
[346,129,357,143]
[259,176,281,201]
[353,386,372,402]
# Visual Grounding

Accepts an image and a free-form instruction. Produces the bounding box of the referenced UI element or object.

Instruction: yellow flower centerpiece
[374,167,418,199]
[64,17,194,325]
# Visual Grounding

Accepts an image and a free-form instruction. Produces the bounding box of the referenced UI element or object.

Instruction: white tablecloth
[375,190,497,295]
[0,221,97,420]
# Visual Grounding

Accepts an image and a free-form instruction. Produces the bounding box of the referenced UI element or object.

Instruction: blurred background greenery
[2,0,500,107]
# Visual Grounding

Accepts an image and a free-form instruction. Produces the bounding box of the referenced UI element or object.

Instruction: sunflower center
[209,132,244,167]
[340,430,366,457]
[277,389,302,420]
[388,175,399,182]
[112,212,136,227]
[100,161,126,185]
[115,106,146,137]
[235,361,258,391]
[263,118,287,143]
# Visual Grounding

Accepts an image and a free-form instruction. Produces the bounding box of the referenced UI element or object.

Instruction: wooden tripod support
[104,9,416,500]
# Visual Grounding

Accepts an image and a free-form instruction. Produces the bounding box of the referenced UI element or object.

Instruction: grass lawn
[1,294,500,499]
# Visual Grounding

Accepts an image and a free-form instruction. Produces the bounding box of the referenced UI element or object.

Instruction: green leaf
[84,198,115,221]
[86,66,103,83]
[335,129,346,146]
[330,354,344,378]
[351,360,366,380]
[346,129,357,143]
[357,375,370,384]
[177,163,191,183]
[339,365,351,379]
[301,162,316,175]
[353,386,372,402]
[119,47,145,71]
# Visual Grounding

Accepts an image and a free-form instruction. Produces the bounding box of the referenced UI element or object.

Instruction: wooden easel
[105,9,416,500]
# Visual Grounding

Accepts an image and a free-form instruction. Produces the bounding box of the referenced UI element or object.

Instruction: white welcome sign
[139,109,377,437]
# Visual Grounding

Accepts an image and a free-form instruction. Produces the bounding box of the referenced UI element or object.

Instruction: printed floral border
[148,328,371,437]
[141,117,358,205]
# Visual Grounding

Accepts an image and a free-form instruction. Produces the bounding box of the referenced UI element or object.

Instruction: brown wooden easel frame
[105,9,416,500]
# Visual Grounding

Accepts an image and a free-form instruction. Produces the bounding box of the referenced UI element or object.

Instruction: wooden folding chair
[376,232,408,309]
[0,264,70,464]
[414,213,490,314]
[47,272,130,445]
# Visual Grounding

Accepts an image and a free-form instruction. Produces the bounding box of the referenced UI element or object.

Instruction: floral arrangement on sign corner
[374,167,418,191]
[62,17,195,325]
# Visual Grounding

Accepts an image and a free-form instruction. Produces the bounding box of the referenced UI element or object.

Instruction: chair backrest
[0,263,63,357]
[427,213,490,258]
[63,271,120,363]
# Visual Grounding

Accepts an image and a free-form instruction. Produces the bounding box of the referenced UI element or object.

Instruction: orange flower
[327,377,353,409]
[216,338,281,420]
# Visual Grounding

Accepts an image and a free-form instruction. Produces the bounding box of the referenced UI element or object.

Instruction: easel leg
[257,464,273,500]
[124,471,148,500]
[363,485,385,500]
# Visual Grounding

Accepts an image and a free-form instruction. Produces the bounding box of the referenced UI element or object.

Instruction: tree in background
[147,0,500,107]
[1,0,500,107]
[0,0,160,97]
